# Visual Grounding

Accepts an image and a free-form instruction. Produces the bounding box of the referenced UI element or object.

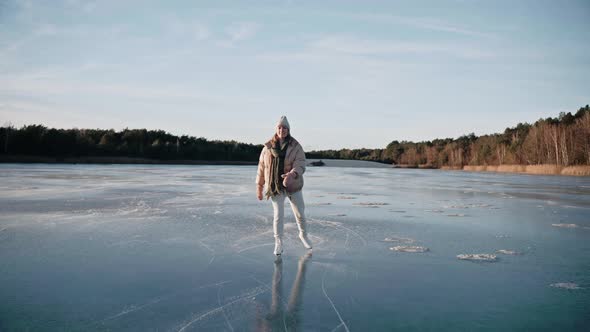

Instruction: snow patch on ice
[470,203,492,208]
[496,249,521,255]
[116,200,167,217]
[551,223,579,228]
[108,239,148,248]
[444,205,468,209]
[550,282,582,290]
[354,202,389,206]
[383,236,415,244]
[390,246,429,253]
[457,253,497,262]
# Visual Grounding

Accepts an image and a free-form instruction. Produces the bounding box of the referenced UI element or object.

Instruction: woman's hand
[281,171,297,188]
[256,185,264,200]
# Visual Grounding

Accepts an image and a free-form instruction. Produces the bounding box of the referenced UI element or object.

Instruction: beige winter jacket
[256,137,306,193]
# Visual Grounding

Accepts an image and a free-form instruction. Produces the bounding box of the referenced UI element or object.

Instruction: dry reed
[462,164,589,176]
[561,166,590,176]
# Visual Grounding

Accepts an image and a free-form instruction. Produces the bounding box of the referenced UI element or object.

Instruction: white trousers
[270,190,307,239]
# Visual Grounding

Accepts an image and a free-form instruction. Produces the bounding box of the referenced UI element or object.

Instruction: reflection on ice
[256,253,312,332]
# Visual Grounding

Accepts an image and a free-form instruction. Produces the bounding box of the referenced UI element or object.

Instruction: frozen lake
[0,164,589,331]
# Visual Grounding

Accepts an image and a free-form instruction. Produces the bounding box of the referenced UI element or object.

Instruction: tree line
[307,105,590,167]
[1,105,589,167]
[0,126,262,162]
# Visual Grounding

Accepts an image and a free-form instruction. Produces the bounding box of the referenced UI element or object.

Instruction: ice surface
[1,164,589,331]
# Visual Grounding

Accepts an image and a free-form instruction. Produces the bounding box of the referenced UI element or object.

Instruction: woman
[256,116,312,255]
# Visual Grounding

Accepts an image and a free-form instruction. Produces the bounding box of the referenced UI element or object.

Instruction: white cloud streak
[165,16,211,41]
[218,21,260,47]
[259,35,495,66]
[226,22,259,41]
[193,24,210,41]
[1,77,264,106]
[338,12,497,39]
[309,36,494,59]
[65,0,98,13]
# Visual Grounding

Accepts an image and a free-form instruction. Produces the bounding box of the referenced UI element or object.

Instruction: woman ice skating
[256,116,312,255]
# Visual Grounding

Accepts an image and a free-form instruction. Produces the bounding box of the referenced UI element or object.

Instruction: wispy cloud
[259,35,495,65]
[66,0,97,13]
[193,24,210,41]
[14,0,35,10]
[33,23,59,36]
[0,98,103,128]
[0,19,124,58]
[309,36,494,59]
[226,21,259,41]
[165,16,211,41]
[396,16,497,39]
[218,21,260,47]
[337,12,497,39]
[0,67,266,109]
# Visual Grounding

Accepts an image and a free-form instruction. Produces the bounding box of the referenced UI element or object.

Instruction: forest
[308,105,590,167]
[0,126,262,162]
[1,105,589,167]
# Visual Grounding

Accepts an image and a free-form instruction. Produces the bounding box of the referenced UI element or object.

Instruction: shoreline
[0,155,257,166]
[2,155,589,176]
[306,158,392,168]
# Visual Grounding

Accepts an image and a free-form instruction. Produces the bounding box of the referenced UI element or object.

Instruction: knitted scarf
[266,137,290,199]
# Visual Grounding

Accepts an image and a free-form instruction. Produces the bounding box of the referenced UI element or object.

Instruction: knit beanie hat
[277,116,290,129]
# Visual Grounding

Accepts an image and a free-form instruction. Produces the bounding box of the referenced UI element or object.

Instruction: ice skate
[274,237,283,255]
[299,232,312,250]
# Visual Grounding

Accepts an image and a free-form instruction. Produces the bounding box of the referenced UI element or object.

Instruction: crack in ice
[322,269,350,332]
[217,285,234,332]
[177,286,266,332]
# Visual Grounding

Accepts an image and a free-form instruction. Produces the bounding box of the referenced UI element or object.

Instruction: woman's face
[276,125,289,139]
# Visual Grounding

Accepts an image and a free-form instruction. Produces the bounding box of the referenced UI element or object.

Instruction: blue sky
[1,0,589,150]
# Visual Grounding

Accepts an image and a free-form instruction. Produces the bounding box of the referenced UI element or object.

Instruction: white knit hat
[277,115,290,129]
